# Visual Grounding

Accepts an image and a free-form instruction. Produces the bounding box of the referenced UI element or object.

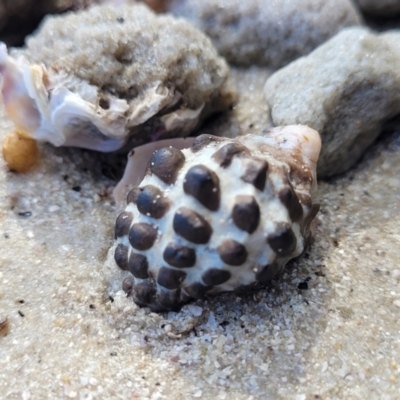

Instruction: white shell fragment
[0,4,234,151]
[113,125,322,311]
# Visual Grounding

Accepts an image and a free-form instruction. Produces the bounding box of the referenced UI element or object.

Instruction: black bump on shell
[232,195,260,234]
[217,239,248,266]
[256,263,282,282]
[136,185,170,219]
[192,134,228,153]
[128,223,158,250]
[122,276,134,295]
[149,147,185,184]
[279,186,303,222]
[173,207,212,244]
[115,211,133,239]
[241,159,268,191]
[163,242,196,268]
[183,165,220,211]
[212,142,248,168]
[127,187,140,204]
[157,267,187,289]
[183,282,211,299]
[132,281,157,307]
[267,223,297,257]
[156,290,181,311]
[202,268,231,286]
[114,244,129,271]
[128,252,149,279]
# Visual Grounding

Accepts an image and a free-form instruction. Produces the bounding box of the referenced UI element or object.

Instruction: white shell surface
[114,125,321,310]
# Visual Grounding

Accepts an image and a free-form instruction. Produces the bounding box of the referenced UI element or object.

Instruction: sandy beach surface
[1,99,400,399]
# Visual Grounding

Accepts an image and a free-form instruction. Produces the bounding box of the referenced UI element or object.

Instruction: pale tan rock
[265,27,400,177]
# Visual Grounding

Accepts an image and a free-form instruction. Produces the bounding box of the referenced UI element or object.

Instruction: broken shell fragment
[0,4,234,152]
[113,125,322,311]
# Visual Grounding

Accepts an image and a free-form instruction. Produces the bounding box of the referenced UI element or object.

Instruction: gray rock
[354,0,400,17]
[168,0,362,68]
[264,27,400,178]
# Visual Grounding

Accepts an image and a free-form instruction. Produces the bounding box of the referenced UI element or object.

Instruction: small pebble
[393,300,400,308]
[392,270,400,281]
[2,130,38,172]
[187,305,203,317]
[0,318,10,336]
[18,211,32,217]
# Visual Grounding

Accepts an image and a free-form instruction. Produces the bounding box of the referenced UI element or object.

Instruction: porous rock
[7,3,234,150]
[168,0,362,68]
[264,27,400,178]
[113,125,321,311]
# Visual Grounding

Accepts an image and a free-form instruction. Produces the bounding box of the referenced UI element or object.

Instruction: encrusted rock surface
[113,126,321,310]
[168,0,362,68]
[265,27,400,178]
[7,4,234,151]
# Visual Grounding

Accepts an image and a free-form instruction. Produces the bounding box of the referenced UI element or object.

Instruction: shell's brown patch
[255,263,280,282]
[150,147,185,184]
[267,223,297,257]
[192,134,228,153]
[156,289,181,311]
[157,266,187,289]
[279,186,303,222]
[232,195,260,234]
[129,222,158,251]
[301,203,320,237]
[241,159,268,191]
[115,211,133,239]
[212,142,248,168]
[183,165,220,211]
[173,207,212,244]
[136,185,170,219]
[297,192,312,209]
[217,239,248,266]
[183,282,211,299]
[127,187,140,204]
[163,242,196,268]
[289,161,314,186]
[202,268,231,286]
[128,252,149,279]
[114,243,129,270]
